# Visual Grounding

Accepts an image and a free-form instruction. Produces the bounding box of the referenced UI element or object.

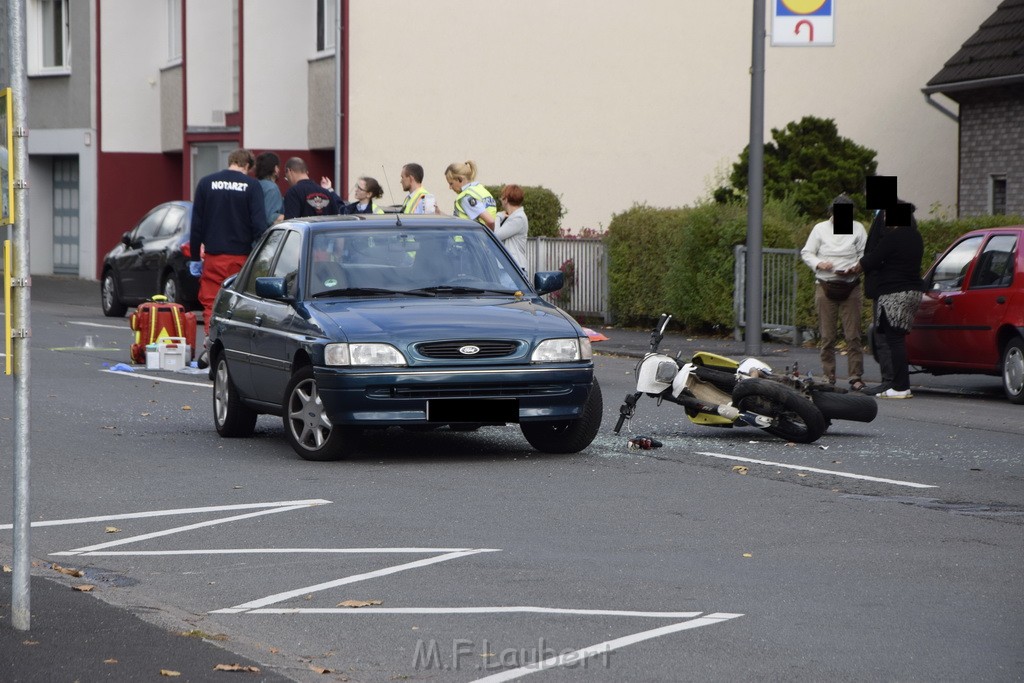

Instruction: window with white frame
[28,0,71,75]
[317,0,337,53]
[167,0,182,64]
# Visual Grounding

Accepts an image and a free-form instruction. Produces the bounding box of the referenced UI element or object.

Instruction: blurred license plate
[427,398,519,423]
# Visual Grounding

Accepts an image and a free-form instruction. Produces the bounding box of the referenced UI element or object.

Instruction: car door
[218,230,287,399]
[142,204,187,294]
[251,230,304,404]
[117,205,169,300]
[909,233,1016,369]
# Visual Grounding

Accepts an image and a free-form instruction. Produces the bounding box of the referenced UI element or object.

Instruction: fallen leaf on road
[2,565,11,573]
[52,563,84,577]
[101,425,117,430]
[73,584,96,592]
[213,664,261,672]
[731,465,749,475]
[105,526,121,534]
[104,659,118,664]
[181,405,192,411]
[742,553,753,558]
[309,665,333,674]
[22,640,39,646]
[797,473,808,478]
[786,442,796,447]
[160,670,182,677]
[268,647,280,654]
[337,599,382,608]
[141,412,151,417]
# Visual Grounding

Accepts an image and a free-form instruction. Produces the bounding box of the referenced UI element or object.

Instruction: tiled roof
[927,0,1024,89]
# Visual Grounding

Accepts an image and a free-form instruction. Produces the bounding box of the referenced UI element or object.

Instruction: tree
[714,116,878,218]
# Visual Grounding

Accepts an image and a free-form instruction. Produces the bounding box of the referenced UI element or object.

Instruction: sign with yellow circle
[772,0,834,46]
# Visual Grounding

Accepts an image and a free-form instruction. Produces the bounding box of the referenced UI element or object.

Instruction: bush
[485,185,564,238]
[605,199,804,329]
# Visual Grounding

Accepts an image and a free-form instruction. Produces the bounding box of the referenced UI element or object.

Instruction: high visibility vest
[454,183,497,226]
[402,187,428,214]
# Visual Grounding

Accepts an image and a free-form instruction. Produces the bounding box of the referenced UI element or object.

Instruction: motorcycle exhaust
[810,390,878,423]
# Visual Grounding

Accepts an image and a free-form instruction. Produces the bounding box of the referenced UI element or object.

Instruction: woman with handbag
[800,195,868,390]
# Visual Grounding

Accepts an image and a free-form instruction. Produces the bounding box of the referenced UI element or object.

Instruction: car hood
[307,298,580,344]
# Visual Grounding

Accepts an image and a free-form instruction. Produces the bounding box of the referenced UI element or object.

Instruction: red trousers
[198,253,247,335]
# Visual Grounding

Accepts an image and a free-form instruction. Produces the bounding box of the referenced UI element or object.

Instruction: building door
[190,143,234,192]
[52,155,80,275]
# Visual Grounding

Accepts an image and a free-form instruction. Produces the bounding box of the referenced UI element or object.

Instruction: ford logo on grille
[459,345,481,355]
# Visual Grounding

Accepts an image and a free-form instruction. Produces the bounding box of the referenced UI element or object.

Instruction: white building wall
[186,0,236,128]
[244,0,315,149]
[99,0,166,152]
[346,1,995,230]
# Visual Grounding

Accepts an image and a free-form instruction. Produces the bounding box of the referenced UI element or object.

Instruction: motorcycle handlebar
[650,314,672,352]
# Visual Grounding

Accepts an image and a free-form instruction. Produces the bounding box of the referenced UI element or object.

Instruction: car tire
[101,271,128,317]
[283,365,360,461]
[732,378,826,444]
[213,353,257,437]
[162,271,181,305]
[521,379,603,454]
[1001,337,1024,404]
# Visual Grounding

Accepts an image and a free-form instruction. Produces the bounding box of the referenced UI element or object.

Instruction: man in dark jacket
[188,148,266,366]
[283,157,339,219]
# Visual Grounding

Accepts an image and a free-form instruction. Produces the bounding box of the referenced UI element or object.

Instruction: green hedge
[484,185,564,238]
[606,200,805,329]
[606,202,1024,335]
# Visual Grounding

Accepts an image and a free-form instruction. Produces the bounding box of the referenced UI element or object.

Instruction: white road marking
[75,547,478,556]
[1,499,330,530]
[470,613,744,682]
[51,504,320,555]
[245,607,705,618]
[696,451,937,489]
[101,368,210,387]
[67,321,129,330]
[212,549,500,614]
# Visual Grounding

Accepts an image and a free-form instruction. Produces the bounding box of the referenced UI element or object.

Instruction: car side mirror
[534,271,564,295]
[255,276,290,300]
[121,231,132,247]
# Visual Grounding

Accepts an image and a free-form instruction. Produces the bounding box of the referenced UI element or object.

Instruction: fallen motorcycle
[614,314,877,444]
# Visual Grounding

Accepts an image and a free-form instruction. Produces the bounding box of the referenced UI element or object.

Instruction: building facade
[0,1,1003,281]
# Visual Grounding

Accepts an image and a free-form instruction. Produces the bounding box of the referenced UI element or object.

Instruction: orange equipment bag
[129,295,197,364]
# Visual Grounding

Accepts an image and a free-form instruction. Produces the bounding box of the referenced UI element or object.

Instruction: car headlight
[324,343,407,366]
[531,337,592,363]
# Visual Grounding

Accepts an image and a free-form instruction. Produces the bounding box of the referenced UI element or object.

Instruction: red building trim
[341,0,350,193]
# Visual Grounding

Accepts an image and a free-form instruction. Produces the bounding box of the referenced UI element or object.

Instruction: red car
[906,225,1024,403]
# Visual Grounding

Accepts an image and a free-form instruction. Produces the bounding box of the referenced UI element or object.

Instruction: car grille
[416,340,520,359]
[367,383,571,399]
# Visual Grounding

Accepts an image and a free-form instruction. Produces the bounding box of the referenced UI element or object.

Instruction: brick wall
[958,86,1024,217]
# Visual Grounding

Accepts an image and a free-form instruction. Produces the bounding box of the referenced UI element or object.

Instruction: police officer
[445,160,496,228]
[400,163,435,214]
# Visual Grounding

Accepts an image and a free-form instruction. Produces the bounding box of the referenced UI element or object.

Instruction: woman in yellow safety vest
[445,160,496,228]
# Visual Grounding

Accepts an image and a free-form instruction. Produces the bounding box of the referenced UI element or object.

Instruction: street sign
[1,87,13,225]
[771,0,835,47]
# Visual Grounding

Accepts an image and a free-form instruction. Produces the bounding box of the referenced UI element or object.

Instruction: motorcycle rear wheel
[732,378,826,444]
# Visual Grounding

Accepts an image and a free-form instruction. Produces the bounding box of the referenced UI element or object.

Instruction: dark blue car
[207,215,602,460]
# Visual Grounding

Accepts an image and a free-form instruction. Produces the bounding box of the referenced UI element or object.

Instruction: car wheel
[283,365,359,461]
[1002,337,1024,404]
[101,271,128,317]
[213,353,257,437]
[162,271,181,304]
[521,379,603,454]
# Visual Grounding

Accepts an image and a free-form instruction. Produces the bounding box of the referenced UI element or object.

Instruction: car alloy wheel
[101,272,127,317]
[283,365,358,461]
[213,353,257,437]
[1002,337,1024,404]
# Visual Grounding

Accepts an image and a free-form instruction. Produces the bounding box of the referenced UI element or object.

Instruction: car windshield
[306,227,530,298]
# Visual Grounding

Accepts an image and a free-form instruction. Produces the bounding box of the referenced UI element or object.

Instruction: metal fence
[733,245,802,345]
[526,237,610,323]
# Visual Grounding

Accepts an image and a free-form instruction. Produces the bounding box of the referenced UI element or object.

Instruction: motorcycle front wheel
[732,378,826,444]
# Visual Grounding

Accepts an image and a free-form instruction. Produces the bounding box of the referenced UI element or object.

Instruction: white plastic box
[158,337,189,371]
[145,343,161,370]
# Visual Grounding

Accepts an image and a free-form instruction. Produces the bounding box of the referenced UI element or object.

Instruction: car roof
[280,214,483,232]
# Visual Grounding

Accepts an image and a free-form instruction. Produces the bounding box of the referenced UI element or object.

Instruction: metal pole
[8,0,33,631]
[333,0,342,190]
[745,0,766,357]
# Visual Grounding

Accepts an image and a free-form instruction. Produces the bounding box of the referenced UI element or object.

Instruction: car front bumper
[315,364,595,425]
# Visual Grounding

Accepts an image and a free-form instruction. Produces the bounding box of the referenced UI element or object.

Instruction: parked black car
[100,201,199,316]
